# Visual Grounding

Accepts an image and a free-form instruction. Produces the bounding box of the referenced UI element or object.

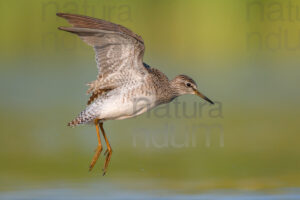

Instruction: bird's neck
[169,79,182,99]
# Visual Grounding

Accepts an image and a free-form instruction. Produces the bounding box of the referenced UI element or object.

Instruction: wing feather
[57,13,148,94]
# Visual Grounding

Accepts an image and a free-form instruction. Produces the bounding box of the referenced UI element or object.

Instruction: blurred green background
[1,0,300,194]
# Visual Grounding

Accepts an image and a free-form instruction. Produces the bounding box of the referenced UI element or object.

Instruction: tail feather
[67,109,96,127]
[67,118,81,127]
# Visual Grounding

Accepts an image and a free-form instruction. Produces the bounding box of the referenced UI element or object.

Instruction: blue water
[1,187,300,200]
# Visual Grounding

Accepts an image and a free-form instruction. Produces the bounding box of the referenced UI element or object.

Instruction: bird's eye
[186,83,192,87]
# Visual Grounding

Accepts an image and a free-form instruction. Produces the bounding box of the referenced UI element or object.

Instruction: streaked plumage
[57,13,214,175]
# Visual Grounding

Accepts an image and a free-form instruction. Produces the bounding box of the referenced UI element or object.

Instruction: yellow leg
[99,123,112,176]
[89,119,103,171]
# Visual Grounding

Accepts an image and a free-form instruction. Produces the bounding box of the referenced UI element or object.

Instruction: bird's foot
[89,145,102,171]
[102,148,112,176]
[104,149,109,155]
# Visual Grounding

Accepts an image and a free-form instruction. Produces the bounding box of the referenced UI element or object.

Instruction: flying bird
[57,13,214,175]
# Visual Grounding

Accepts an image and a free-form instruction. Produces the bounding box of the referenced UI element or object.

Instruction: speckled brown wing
[57,13,148,95]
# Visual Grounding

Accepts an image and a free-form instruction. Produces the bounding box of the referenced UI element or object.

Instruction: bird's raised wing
[57,13,148,94]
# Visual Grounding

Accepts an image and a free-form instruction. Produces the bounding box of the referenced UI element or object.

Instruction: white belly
[97,94,157,121]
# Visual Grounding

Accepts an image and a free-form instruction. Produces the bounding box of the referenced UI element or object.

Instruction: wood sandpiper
[57,13,214,175]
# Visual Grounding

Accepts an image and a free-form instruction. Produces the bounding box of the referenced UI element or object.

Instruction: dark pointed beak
[194,89,214,105]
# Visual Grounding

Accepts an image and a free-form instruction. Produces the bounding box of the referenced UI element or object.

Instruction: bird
[57,13,214,175]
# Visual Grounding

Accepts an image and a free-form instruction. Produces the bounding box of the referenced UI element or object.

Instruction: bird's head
[171,75,214,105]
